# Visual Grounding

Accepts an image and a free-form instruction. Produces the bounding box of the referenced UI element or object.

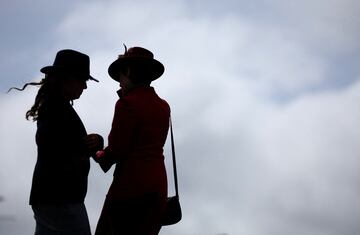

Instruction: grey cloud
[1,0,360,234]
[0,0,82,91]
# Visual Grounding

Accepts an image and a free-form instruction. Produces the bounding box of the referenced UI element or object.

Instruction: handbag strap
[169,117,179,197]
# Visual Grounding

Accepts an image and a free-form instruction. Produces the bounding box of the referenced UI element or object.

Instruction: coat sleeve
[97,98,137,172]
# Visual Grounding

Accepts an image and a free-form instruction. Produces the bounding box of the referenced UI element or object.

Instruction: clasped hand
[83,134,104,154]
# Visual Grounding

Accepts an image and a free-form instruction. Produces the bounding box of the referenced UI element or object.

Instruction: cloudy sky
[1,0,360,234]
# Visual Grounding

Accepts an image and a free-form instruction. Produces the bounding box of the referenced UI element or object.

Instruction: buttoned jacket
[100,86,170,200]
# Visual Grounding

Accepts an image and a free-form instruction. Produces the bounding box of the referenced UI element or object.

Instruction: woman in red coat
[94,46,170,235]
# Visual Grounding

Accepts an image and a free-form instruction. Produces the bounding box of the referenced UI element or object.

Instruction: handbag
[162,117,182,226]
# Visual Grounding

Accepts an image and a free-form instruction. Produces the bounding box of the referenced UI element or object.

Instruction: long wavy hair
[8,74,64,121]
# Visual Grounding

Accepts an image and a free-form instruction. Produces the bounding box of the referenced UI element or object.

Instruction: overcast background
[1,0,360,234]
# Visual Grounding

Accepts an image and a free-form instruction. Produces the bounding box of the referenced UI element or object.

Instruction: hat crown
[51,49,90,75]
[120,47,154,59]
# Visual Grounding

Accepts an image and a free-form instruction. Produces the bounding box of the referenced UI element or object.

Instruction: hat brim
[40,66,99,82]
[108,57,164,82]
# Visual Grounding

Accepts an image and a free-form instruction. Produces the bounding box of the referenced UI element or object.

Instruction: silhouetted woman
[11,49,104,235]
[94,46,170,235]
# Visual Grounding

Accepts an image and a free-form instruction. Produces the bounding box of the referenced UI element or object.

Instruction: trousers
[32,203,91,235]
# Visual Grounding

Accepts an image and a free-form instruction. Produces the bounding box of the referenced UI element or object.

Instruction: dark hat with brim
[41,49,99,82]
[108,46,164,82]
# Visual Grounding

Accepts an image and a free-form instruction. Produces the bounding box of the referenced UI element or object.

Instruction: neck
[119,84,150,97]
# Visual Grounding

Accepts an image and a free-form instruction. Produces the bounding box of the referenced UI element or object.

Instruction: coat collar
[117,85,153,98]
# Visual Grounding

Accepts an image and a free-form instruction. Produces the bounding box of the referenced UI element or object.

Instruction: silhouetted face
[118,68,135,93]
[62,75,87,100]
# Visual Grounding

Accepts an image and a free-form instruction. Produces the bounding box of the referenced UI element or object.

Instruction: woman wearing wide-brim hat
[94,46,170,235]
[9,49,103,235]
